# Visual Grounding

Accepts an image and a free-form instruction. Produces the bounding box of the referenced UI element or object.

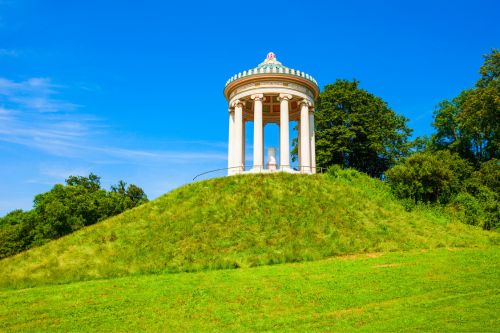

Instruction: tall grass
[0,171,497,289]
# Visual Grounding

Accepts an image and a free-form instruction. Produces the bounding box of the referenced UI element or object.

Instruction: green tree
[65,173,101,191]
[460,159,500,229]
[32,182,111,243]
[477,48,500,89]
[313,79,411,178]
[432,49,499,163]
[0,173,149,259]
[110,181,148,211]
[0,210,36,259]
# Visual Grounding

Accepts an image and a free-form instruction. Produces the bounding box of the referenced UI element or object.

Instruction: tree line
[0,174,148,259]
[311,49,498,230]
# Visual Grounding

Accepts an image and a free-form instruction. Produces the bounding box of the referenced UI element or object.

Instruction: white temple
[224,52,319,175]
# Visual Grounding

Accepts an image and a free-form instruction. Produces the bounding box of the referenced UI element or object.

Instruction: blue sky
[0,0,498,216]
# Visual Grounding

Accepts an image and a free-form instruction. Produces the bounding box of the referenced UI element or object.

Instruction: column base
[279,166,296,173]
[299,167,313,174]
[250,166,265,173]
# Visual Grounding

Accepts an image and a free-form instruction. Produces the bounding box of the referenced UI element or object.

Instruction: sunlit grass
[0,171,497,289]
[0,247,498,332]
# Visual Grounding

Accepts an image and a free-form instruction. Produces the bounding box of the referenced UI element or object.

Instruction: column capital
[250,94,264,101]
[299,98,313,108]
[278,93,292,101]
[231,99,245,109]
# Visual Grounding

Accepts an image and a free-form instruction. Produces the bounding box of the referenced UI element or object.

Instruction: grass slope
[0,171,497,289]
[1,247,499,332]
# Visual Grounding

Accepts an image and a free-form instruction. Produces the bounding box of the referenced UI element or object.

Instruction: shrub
[385,151,472,204]
[449,192,485,227]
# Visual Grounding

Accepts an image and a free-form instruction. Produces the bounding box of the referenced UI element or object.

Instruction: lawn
[1,247,498,332]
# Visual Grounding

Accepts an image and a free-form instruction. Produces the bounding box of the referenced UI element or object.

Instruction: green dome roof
[225,52,318,87]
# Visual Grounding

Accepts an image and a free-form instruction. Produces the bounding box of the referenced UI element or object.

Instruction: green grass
[0,171,497,289]
[0,247,498,332]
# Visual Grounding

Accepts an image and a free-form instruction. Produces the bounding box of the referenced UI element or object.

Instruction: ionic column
[299,99,311,173]
[242,120,246,170]
[278,94,292,171]
[227,109,235,175]
[251,94,264,170]
[232,99,244,173]
[309,109,316,174]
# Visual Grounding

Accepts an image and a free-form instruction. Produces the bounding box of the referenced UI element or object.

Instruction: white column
[309,110,316,174]
[300,99,311,173]
[227,110,235,175]
[232,99,244,173]
[242,120,246,171]
[279,94,292,171]
[251,94,264,171]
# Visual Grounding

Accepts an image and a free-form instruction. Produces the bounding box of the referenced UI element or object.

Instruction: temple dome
[225,52,318,88]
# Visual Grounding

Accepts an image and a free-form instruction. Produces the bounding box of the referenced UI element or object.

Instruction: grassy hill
[1,247,498,331]
[0,170,497,289]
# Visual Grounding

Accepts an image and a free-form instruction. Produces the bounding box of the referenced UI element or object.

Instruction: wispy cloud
[39,165,92,181]
[0,48,18,57]
[0,76,227,216]
[0,76,226,165]
[0,77,79,113]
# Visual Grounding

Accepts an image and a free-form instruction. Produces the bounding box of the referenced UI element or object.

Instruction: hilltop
[0,170,497,289]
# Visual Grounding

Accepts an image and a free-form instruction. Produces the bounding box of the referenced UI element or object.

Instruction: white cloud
[0,77,78,113]
[0,76,227,166]
[39,165,92,181]
[0,48,18,57]
[0,75,228,217]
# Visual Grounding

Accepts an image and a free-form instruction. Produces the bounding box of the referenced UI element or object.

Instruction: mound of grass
[1,247,498,331]
[0,171,497,288]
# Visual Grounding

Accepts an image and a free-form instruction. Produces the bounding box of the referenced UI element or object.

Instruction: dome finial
[266,52,276,61]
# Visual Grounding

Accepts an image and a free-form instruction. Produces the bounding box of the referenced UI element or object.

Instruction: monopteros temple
[224,52,319,175]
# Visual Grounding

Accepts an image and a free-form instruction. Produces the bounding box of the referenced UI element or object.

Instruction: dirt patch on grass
[338,252,384,261]
[372,263,401,268]
[326,306,365,318]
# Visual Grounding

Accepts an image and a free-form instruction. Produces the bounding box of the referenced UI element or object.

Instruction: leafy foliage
[0,173,147,259]
[477,48,500,89]
[0,210,37,259]
[459,159,500,229]
[385,151,472,204]
[387,50,500,230]
[432,49,499,164]
[314,79,412,178]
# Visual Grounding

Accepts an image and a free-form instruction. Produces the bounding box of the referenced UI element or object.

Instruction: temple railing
[193,165,325,182]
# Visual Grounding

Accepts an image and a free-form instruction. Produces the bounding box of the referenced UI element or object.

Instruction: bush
[386,151,472,204]
[449,192,485,227]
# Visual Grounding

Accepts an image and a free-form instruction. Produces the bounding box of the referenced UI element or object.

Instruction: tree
[32,182,111,243]
[0,173,149,259]
[477,48,500,89]
[432,49,499,164]
[110,181,148,211]
[0,210,36,258]
[313,79,412,178]
[65,173,101,191]
[460,159,500,229]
